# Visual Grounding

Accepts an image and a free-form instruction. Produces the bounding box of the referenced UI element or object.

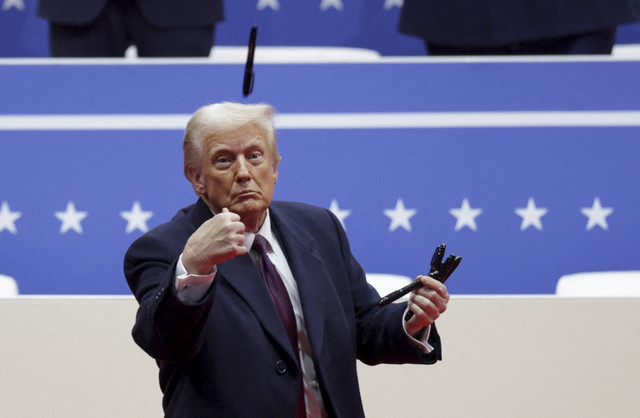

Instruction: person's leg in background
[131,24,214,57]
[126,0,214,58]
[561,28,617,54]
[48,0,214,58]
[48,0,130,57]
[424,28,617,56]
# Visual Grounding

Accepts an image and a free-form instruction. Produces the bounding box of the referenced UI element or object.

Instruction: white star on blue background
[54,201,88,234]
[2,0,25,11]
[120,201,154,234]
[256,0,279,11]
[384,198,416,232]
[581,197,613,230]
[329,199,351,230]
[0,201,22,234]
[320,0,343,11]
[515,197,548,231]
[449,198,482,231]
[384,0,403,9]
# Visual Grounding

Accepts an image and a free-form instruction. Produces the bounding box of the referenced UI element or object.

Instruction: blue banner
[1,60,639,294]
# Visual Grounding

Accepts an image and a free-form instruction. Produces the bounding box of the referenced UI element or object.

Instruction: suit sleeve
[325,208,442,365]
[124,229,217,363]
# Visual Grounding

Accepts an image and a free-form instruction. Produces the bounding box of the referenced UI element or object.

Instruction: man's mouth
[236,190,257,198]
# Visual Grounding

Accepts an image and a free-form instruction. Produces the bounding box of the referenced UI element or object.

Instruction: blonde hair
[183,102,281,182]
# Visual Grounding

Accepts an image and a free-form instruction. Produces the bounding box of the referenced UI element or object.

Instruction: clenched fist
[182,208,248,275]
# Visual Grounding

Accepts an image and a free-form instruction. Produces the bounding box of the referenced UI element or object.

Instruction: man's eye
[215,157,230,165]
[249,152,262,160]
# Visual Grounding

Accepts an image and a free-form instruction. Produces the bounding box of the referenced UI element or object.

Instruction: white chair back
[556,271,640,297]
[0,275,19,297]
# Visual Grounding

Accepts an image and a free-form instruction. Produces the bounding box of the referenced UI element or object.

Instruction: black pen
[377,272,439,307]
[242,26,257,97]
[378,244,446,307]
[377,244,461,308]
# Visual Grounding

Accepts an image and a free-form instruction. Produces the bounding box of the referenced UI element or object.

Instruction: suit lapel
[270,205,329,358]
[187,198,296,358]
[186,198,214,230]
[192,199,330,360]
[218,255,298,359]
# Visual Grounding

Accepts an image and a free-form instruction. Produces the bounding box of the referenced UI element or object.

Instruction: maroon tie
[252,234,305,418]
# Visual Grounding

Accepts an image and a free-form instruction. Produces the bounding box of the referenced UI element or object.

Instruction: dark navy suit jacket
[399,0,640,46]
[124,199,441,417]
[38,0,224,28]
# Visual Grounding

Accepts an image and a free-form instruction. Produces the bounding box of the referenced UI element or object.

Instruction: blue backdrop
[1,60,639,295]
[2,0,640,57]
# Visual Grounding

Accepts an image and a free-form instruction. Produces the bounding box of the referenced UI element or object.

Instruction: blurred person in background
[399,0,640,55]
[38,0,224,57]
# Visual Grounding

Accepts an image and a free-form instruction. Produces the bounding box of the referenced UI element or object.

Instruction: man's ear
[186,166,205,195]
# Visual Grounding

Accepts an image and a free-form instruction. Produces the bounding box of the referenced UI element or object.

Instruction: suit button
[275,360,287,374]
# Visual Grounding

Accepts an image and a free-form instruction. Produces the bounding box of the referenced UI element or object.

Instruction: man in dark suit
[399,0,640,55]
[38,0,224,57]
[124,102,450,417]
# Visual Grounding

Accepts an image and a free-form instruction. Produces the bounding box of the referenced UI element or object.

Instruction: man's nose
[235,157,251,181]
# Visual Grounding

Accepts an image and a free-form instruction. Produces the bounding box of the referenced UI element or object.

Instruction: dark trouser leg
[48,0,215,58]
[425,28,617,56]
[48,1,129,57]
[131,24,215,57]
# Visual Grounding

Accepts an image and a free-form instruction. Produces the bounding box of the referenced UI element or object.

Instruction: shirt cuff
[174,253,217,303]
[402,306,434,354]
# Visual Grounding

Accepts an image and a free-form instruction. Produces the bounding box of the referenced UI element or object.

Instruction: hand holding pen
[377,244,461,307]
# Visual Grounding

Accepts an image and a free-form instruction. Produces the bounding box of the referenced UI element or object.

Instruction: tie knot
[252,234,269,256]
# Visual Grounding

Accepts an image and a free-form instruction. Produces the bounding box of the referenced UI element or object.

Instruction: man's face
[190,123,278,227]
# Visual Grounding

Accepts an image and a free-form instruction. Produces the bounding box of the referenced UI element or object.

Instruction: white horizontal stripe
[275,111,640,128]
[0,111,639,131]
[0,115,191,130]
[2,51,639,65]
